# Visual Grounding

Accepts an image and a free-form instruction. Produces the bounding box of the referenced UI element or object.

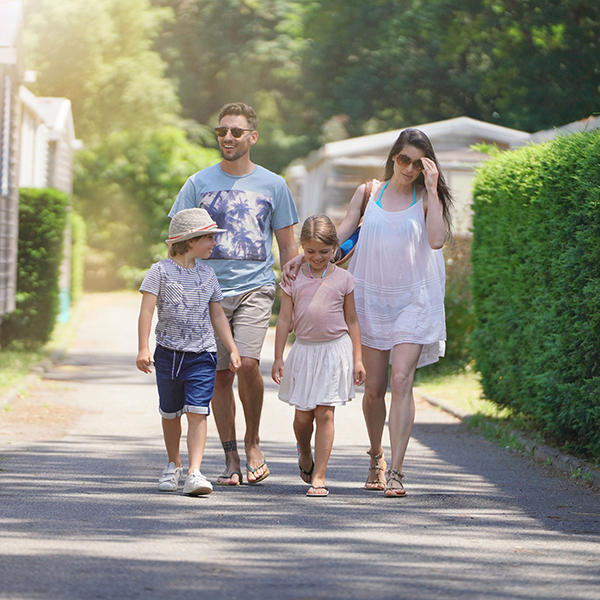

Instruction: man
[169,102,298,484]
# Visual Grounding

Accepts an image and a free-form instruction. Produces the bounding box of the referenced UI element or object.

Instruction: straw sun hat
[166,208,226,244]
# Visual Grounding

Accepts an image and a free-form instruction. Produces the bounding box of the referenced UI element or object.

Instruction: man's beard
[221,145,249,162]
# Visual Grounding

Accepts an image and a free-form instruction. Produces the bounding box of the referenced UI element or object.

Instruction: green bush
[0,188,69,349]
[471,130,600,459]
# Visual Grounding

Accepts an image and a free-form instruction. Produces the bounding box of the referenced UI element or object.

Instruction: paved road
[1,292,599,600]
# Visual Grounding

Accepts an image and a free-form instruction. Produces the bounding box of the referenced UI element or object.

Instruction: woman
[283,128,452,497]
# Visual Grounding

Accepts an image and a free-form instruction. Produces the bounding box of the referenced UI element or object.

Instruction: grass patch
[414,367,544,453]
[414,367,507,418]
[0,350,45,397]
[465,412,526,451]
[0,298,82,399]
[414,368,600,467]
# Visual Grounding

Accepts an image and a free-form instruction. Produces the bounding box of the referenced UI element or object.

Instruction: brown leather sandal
[384,468,406,497]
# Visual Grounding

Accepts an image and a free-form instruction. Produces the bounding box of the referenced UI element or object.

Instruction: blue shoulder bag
[333,179,374,267]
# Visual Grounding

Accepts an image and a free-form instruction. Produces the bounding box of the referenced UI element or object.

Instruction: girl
[283,129,452,497]
[272,215,366,497]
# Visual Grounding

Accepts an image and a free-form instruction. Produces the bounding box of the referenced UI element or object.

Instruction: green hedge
[471,130,600,459]
[0,188,69,349]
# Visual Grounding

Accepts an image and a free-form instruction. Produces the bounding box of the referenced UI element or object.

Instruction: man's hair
[218,102,258,130]
[169,237,195,257]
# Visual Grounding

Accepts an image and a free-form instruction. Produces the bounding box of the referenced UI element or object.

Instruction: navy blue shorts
[154,345,218,419]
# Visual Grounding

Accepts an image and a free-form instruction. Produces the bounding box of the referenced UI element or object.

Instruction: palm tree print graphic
[201,190,272,261]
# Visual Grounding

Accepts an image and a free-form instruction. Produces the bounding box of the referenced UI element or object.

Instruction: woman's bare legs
[361,346,391,489]
[386,343,422,494]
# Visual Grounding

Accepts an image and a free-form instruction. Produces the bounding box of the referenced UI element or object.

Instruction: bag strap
[359,179,374,219]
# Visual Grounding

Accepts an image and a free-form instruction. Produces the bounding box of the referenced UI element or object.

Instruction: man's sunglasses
[395,154,424,171]
[214,127,254,138]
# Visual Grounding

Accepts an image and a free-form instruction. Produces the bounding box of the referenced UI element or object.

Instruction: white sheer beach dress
[349,189,446,368]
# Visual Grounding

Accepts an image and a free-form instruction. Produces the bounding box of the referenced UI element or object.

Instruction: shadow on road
[1,291,599,599]
[1,431,599,600]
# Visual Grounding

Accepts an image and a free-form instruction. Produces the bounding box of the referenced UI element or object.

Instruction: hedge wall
[0,188,69,349]
[471,130,600,459]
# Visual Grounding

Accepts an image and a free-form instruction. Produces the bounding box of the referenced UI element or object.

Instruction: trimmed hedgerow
[471,130,600,459]
[0,188,69,349]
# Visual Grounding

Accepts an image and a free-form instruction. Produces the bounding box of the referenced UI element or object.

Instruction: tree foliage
[74,126,219,289]
[23,0,180,142]
[153,0,312,172]
[22,0,213,290]
[445,0,600,131]
[150,0,600,169]
[21,0,600,288]
[297,0,600,135]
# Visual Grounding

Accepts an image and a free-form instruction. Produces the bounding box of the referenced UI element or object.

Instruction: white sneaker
[158,462,183,492]
[183,470,213,496]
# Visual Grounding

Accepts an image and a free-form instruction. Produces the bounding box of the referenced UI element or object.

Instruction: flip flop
[246,452,270,484]
[215,471,242,486]
[297,443,314,483]
[298,459,314,484]
[306,486,329,497]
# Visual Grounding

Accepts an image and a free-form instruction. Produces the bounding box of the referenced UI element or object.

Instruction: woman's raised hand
[281,253,304,285]
[421,156,439,192]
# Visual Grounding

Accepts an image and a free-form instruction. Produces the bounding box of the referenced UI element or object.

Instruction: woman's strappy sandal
[384,468,406,497]
[364,450,387,490]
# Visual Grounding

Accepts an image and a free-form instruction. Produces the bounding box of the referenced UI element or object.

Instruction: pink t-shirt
[280,266,357,342]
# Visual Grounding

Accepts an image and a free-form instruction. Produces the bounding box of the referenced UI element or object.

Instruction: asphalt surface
[1,292,599,600]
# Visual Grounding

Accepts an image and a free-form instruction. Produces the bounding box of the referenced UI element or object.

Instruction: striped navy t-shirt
[140,258,223,353]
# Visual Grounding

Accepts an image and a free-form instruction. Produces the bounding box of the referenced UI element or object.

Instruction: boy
[136,208,241,496]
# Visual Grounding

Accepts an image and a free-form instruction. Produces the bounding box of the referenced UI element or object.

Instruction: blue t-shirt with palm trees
[169,164,298,296]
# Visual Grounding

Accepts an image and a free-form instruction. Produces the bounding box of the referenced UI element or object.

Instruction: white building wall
[18,86,49,189]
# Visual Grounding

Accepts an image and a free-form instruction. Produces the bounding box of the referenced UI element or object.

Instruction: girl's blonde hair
[300,214,339,248]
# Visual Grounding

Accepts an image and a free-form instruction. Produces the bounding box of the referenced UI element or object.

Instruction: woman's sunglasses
[214,127,254,138]
[395,154,424,171]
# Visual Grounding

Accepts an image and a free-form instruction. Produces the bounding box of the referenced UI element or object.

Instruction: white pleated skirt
[278,333,355,411]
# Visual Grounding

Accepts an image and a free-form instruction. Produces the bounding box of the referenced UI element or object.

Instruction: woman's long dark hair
[383,128,453,232]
